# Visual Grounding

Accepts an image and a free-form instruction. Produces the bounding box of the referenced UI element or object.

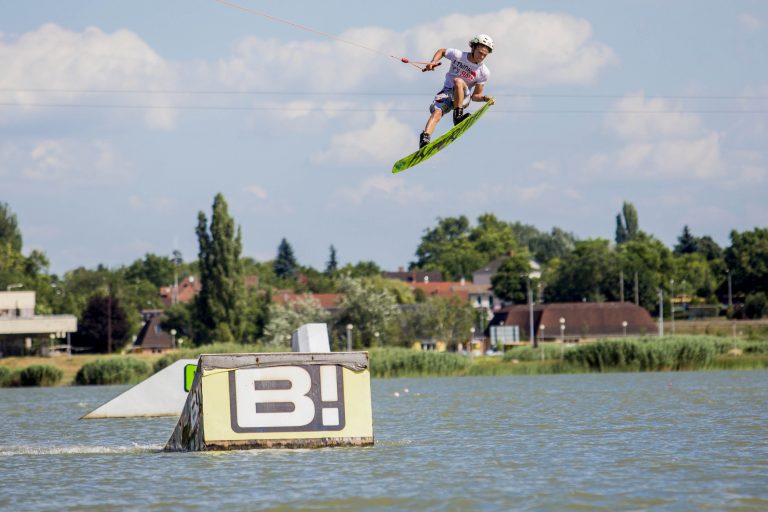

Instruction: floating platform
[164,352,374,451]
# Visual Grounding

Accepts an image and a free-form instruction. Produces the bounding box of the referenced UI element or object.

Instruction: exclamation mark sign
[320,365,339,426]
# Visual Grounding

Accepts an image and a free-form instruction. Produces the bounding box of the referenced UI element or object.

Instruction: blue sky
[2,0,767,276]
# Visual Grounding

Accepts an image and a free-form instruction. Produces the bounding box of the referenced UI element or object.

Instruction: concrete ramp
[164,352,374,451]
[81,359,197,419]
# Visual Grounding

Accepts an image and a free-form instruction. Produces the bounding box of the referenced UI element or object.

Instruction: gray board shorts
[429,83,471,114]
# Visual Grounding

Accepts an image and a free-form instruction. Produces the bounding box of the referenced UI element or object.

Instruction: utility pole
[620,270,624,302]
[528,279,535,348]
[658,288,664,337]
[107,283,113,354]
[634,271,639,305]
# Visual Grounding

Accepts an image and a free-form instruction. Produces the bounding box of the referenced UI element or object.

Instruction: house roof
[490,302,658,339]
[383,269,444,283]
[409,281,492,300]
[133,315,174,350]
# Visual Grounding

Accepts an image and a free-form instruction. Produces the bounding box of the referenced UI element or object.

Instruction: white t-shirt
[442,48,490,89]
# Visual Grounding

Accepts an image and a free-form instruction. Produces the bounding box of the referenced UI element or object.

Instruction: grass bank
[1,335,767,386]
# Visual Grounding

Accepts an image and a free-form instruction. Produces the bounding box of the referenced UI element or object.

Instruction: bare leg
[452,77,465,110]
[423,109,443,136]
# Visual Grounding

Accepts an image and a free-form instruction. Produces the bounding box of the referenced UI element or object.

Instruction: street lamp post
[670,279,675,334]
[622,321,628,337]
[374,331,380,347]
[527,278,536,348]
[346,324,353,351]
[559,317,566,360]
[726,268,733,308]
[170,329,177,349]
[658,288,664,337]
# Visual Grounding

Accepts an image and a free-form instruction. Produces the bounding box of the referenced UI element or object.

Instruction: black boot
[419,131,431,148]
[453,108,470,126]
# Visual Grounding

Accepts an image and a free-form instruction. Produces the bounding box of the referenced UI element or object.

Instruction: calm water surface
[1,371,767,511]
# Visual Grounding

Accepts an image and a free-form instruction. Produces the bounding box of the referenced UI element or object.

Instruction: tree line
[1,196,766,353]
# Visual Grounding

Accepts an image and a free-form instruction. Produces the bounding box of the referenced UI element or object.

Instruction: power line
[0,102,765,114]
[0,87,766,100]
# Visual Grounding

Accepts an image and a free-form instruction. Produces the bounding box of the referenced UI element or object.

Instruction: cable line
[0,102,764,114]
[1,87,766,100]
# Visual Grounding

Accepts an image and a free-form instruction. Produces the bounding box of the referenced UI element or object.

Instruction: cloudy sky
[2,0,766,275]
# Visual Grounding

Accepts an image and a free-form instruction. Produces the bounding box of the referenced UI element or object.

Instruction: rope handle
[398,58,442,72]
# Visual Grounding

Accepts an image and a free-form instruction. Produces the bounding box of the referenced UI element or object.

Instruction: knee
[452,77,464,89]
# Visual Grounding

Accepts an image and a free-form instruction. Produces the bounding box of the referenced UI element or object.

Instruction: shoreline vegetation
[1,334,767,387]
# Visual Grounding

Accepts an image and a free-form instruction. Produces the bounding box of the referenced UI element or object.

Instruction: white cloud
[596,94,723,179]
[244,185,268,199]
[605,94,703,141]
[0,23,177,129]
[739,13,764,32]
[312,108,414,165]
[0,139,132,185]
[335,175,431,206]
[216,8,615,92]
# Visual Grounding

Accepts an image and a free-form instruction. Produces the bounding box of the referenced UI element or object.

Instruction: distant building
[383,267,444,283]
[408,280,497,311]
[489,302,658,345]
[0,291,77,356]
[132,310,176,354]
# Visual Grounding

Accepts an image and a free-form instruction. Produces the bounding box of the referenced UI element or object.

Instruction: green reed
[369,348,471,377]
[75,357,151,385]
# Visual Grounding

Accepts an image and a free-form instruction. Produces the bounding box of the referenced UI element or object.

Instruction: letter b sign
[229,365,345,433]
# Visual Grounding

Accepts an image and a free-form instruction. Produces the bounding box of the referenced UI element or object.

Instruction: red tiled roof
[409,281,492,300]
[491,302,658,340]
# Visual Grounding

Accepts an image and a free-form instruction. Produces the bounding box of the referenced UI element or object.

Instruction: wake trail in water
[0,443,163,456]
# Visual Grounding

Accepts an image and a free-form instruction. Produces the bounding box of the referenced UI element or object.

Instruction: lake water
[1,371,767,511]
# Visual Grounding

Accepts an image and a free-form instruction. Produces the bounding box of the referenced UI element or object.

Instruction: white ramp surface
[81,359,197,419]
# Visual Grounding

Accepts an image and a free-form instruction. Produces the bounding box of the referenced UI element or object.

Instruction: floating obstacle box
[164,352,373,451]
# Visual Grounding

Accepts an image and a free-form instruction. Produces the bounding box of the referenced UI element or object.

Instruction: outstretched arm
[471,83,491,102]
[423,48,447,71]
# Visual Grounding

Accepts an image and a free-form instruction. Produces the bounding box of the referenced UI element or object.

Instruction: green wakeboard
[392,97,494,174]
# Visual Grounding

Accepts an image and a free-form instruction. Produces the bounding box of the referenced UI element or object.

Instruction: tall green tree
[491,252,533,303]
[195,193,245,343]
[674,225,698,255]
[72,292,130,353]
[725,227,768,296]
[546,239,619,303]
[325,245,338,275]
[274,238,298,279]
[412,216,485,280]
[615,201,640,244]
[616,235,674,310]
[469,213,518,260]
[0,202,22,253]
[125,253,176,287]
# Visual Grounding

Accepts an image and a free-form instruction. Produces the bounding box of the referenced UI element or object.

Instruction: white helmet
[470,34,494,52]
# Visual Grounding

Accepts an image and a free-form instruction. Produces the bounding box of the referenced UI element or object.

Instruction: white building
[0,291,77,356]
